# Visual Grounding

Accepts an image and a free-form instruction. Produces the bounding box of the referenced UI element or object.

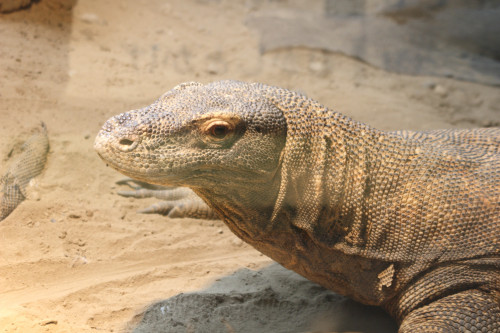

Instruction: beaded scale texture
[0,123,49,221]
[95,80,499,332]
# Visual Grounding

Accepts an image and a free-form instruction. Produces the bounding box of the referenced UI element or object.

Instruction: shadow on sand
[130,263,397,333]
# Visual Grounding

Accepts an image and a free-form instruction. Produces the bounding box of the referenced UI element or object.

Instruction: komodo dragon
[94,80,499,332]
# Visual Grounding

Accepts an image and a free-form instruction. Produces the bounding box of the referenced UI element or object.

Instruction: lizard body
[95,81,499,332]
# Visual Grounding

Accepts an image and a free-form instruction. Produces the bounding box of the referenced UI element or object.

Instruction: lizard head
[94,81,287,188]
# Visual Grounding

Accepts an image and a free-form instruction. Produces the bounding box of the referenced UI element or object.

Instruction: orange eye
[207,121,232,139]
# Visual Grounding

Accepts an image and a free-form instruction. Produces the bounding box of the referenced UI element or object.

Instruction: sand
[0,0,498,332]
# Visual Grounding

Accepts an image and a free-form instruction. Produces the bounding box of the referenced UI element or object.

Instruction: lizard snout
[94,115,141,155]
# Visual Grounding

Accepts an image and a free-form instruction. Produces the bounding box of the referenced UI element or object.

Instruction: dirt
[0,0,498,332]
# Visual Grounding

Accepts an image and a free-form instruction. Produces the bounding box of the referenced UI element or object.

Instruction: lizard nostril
[117,137,139,152]
[119,138,134,146]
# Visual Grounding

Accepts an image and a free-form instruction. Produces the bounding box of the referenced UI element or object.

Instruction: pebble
[433,84,448,97]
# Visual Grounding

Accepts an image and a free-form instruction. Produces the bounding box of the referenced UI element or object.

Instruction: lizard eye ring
[206,120,234,140]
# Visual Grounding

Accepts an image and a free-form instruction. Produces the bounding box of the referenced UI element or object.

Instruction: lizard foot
[116,179,219,220]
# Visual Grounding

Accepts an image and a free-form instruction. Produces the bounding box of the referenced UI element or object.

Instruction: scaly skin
[95,81,499,332]
[1,123,49,221]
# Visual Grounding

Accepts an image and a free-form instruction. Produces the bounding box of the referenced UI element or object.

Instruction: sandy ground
[0,0,499,332]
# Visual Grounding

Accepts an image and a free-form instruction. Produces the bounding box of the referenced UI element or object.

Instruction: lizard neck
[192,170,283,242]
[266,87,384,243]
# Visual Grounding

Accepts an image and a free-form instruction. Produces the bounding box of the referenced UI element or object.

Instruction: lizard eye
[206,121,233,140]
[197,117,244,147]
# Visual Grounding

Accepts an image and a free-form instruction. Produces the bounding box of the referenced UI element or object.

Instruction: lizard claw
[116,178,171,191]
[117,189,160,199]
[137,201,178,215]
